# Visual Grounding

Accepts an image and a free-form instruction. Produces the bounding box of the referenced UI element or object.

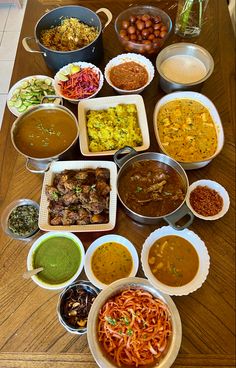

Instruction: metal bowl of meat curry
[11,103,79,174]
[114,147,194,230]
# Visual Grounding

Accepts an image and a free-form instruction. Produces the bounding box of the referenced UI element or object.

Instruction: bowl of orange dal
[141,226,210,296]
[11,103,79,173]
[153,91,224,170]
[84,234,139,289]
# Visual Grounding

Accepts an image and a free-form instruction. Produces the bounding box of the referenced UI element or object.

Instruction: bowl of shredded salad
[87,277,182,368]
[54,62,104,103]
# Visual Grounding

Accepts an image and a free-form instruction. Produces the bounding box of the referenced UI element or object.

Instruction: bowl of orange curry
[141,225,210,296]
[153,91,224,170]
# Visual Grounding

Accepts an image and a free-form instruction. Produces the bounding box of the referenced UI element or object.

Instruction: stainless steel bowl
[87,277,182,368]
[11,103,79,173]
[114,148,194,230]
[57,281,100,334]
[156,43,214,93]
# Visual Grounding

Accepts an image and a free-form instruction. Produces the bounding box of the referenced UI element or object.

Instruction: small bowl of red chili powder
[186,179,230,220]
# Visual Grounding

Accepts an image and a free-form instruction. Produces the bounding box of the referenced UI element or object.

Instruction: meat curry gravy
[118,160,186,217]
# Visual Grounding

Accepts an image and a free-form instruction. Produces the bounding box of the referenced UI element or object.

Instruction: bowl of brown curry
[141,225,210,296]
[11,104,79,173]
[114,148,194,229]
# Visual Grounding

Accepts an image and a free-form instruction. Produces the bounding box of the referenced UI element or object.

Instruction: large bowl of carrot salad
[87,277,182,368]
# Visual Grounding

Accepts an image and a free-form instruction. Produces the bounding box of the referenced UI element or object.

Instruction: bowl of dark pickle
[57,281,99,334]
[1,199,39,241]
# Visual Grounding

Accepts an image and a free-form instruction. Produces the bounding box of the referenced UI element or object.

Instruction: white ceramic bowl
[54,62,104,103]
[84,234,139,289]
[7,75,56,117]
[78,94,150,156]
[186,179,230,220]
[27,231,85,290]
[104,53,155,94]
[141,226,210,296]
[153,91,224,170]
[87,277,182,368]
[38,160,117,232]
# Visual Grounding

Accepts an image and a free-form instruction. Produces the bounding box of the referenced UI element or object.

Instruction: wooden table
[0,0,235,367]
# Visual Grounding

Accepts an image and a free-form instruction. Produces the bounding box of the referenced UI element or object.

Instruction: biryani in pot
[40,18,99,51]
[86,104,143,152]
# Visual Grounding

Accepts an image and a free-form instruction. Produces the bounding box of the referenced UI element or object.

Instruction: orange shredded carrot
[59,67,100,100]
[98,288,172,367]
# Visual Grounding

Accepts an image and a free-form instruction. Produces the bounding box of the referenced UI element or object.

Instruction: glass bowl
[1,199,40,241]
[114,5,172,55]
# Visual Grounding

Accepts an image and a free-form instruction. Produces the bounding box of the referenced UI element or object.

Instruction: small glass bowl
[115,5,172,55]
[1,199,40,241]
[57,281,100,334]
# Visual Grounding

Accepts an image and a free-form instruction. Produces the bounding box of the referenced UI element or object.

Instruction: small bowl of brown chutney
[105,53,155,94]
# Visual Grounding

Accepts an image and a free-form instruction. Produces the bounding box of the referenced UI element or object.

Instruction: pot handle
[114,146,137,168]
[96,8,113,31]
[22,37,46,56]
[26,158,53,174]
[164,203,194,230]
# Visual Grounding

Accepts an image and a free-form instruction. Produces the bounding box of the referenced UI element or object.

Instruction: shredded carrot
[98,288,172,367]
[59,67,100,100]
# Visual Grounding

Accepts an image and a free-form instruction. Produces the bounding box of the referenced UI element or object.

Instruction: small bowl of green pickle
[1,199,40,241]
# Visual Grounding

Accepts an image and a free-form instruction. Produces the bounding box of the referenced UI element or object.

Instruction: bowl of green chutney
[27,231,85,290]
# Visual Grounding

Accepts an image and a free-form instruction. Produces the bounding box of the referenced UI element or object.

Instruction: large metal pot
[114,147,194,230]
[11,104,79,174]
[22,6,112,72]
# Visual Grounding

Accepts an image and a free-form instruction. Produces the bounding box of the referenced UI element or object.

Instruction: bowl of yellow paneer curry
[153,91,224,170]
[141,225,210,296]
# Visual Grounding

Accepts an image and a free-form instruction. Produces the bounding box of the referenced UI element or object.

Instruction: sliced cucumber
[18,104,27,112]
[9,77,57,114]
[14,99,22,108]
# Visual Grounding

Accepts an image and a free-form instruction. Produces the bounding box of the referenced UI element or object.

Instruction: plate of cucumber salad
[7,75,57,117]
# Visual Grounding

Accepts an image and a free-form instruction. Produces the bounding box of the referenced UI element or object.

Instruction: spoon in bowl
[23,267,44,279]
